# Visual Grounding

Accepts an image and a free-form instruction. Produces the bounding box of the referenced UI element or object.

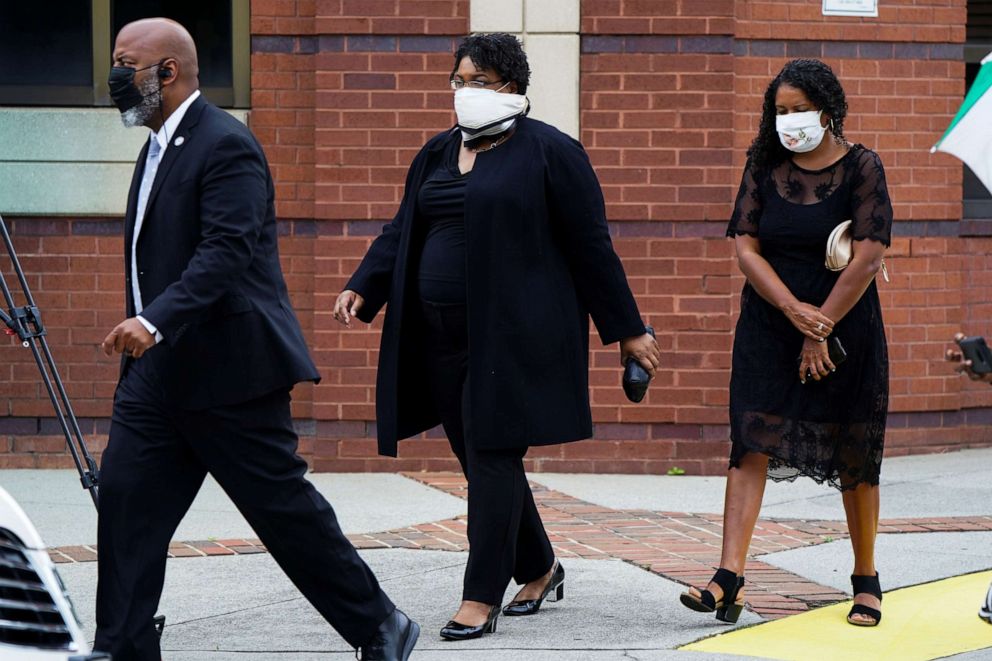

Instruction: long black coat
[346,117,644,455]
[125,96,320,409]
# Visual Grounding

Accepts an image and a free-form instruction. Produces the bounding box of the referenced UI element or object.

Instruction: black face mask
[107,61,163,112]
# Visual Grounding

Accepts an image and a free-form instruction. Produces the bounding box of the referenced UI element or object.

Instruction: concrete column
[469,0,580,139]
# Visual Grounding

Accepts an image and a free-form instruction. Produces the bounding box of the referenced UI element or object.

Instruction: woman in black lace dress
[679,60,892,627]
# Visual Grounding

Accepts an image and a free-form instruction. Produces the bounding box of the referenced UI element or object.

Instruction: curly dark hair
[747,59,848,169]
[451,33,531,94]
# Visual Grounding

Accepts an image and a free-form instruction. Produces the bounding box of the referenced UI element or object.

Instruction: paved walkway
[5,447,992,659]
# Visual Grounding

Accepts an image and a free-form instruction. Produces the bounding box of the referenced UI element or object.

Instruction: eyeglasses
[449,78,506,90]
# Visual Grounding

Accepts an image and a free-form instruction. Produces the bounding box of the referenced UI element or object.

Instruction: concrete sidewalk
[4,447,992,660]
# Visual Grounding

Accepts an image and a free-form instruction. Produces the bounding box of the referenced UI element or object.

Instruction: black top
[726,145,892,491]
[416,139,469,304]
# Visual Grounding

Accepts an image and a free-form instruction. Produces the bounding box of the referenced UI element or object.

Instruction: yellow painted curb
[681,570,992,661]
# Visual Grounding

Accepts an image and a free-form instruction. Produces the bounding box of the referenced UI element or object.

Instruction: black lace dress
[726,145,892,490]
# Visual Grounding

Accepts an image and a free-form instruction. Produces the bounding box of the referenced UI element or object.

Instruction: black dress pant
[94,356,394,661]
[420,300,555,604]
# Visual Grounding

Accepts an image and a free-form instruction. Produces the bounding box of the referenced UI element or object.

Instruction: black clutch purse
[623,326,655,403]
[828,335,847,366]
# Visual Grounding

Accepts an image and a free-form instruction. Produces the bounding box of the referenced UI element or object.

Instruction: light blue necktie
[132,137,162,313]
[135,137,161,226]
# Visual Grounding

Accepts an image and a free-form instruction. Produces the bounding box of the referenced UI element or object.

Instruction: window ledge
[0,106,248,216]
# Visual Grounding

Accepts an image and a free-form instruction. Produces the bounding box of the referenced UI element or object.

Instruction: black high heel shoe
[439,604,500,641]
[847,573,882,627]
[679,568,746,624]
[503,560,565,616]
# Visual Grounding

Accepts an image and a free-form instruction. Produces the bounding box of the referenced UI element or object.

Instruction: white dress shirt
[134,89,201,343]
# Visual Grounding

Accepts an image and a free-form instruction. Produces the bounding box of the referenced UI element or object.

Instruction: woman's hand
[332,290,364,327]
[947,332,992,383]
[783,301,834,342]
[798,336,835,384]
[620,332,661,377]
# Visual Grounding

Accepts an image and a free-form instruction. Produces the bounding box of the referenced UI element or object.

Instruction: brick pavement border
[48,473,992,620]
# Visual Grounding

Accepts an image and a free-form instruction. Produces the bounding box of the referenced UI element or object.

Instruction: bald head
[111,18,199,130]
[114,17,199,80]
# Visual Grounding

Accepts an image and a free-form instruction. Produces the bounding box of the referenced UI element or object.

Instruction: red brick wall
[736,1,967,42]
[578,0,740,476]
[2,0,990,474]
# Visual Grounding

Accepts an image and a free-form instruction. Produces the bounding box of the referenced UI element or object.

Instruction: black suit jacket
[122,95,319,409]
[346,118,645,456]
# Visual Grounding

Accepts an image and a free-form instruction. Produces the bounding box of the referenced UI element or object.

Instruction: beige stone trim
[470,0,523,33]
[524,34,580,139]
[525,0,580,33]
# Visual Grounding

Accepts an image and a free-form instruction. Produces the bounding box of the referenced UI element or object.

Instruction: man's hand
[620,332,661,378]
[947,332,992,383]
[332,290,365,327]
[102,318,156,359]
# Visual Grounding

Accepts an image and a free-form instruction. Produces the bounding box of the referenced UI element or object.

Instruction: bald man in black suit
[96,18,418,661]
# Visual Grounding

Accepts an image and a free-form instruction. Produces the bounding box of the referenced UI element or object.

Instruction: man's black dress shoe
[359,608,420,660]
[439,604,500,641]
[503,560,565,616]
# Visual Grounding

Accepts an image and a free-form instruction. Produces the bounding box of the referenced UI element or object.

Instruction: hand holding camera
[947,333,992,382]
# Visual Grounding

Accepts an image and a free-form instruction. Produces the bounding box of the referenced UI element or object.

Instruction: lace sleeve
[849,148,893,246]
[727,158,763,237]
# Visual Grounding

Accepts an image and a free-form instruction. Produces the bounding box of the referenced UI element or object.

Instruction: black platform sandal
[847,573,883,627]
[679,568,746,624]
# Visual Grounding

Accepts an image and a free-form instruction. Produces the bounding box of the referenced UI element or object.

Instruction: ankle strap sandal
[679,568,746,624]
[847,573,882,627]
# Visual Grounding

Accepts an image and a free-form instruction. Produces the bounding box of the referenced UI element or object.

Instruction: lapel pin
[174,136,185,147]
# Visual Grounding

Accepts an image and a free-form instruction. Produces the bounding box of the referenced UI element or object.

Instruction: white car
[0,486,107,660]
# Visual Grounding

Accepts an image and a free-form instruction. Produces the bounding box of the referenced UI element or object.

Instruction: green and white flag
[932,52,992,195]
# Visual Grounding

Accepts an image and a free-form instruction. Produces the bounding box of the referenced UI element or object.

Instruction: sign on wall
[822,0,878,17]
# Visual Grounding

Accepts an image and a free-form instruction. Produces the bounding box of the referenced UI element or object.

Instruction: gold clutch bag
[825,220,889,282]
[825,220,853,271]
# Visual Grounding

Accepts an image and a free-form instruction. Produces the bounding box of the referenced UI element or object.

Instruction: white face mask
[453,86,529,142]
[776,110,826,153]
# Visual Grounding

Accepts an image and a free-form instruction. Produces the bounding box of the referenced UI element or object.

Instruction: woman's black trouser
[420,299,556,604]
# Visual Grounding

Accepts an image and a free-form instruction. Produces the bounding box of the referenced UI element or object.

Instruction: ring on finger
[816,322,824,331]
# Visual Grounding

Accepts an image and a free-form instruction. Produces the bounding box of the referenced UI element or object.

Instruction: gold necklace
[468,132,511,153]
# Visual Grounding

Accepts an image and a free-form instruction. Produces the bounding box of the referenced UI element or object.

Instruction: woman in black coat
[333,33,659,640]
